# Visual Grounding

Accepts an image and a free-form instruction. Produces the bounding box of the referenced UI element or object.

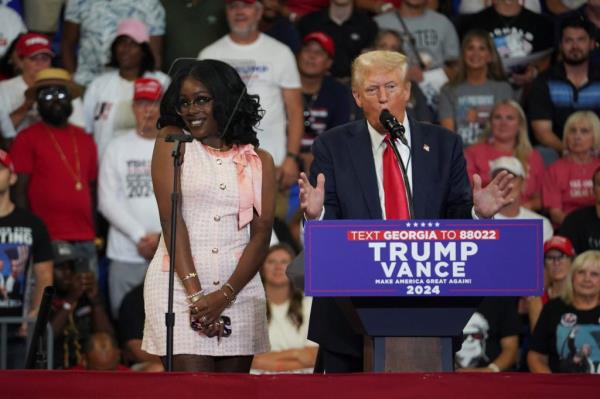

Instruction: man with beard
[0,33,85,144]
[199,0,303,194]
[11,68,99,274]
[527,17,600,155]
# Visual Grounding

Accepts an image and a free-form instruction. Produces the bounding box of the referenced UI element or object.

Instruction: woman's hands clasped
[189,289,230,338]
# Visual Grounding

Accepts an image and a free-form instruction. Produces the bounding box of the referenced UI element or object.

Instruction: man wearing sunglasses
[11,68,99,278]
[0,33,85,145]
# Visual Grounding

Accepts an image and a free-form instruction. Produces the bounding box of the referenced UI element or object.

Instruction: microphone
[165,133,194,143]
[379,109,408,146]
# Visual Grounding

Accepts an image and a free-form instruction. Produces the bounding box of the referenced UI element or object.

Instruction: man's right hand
[298,172,325,220]
[137,233,160,261]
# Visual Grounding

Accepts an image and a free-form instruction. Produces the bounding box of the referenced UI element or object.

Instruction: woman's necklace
[205,144,228,152]
[46,125,83,191]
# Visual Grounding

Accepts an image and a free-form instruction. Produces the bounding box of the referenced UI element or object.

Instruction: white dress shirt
[367,113,412,220]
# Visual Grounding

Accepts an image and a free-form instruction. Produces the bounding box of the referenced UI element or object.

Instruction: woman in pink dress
[543,111,600,226]
[142,60,276,372]
[465,99,545,210]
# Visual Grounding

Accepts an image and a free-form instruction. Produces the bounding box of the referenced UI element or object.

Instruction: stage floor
[2,370,600,399]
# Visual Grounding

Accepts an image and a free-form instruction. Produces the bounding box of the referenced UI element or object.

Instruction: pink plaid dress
[142,141,269,356]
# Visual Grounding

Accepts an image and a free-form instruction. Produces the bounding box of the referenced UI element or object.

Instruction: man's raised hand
[298,172,325,220]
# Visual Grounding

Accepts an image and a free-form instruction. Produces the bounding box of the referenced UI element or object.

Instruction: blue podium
[303,219,543,372]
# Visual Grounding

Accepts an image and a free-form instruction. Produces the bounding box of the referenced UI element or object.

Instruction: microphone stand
[25,286,54,369]
[164,133,193,372]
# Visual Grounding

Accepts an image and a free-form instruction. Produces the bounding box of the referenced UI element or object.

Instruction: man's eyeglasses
[176,95,213,113]
[545,253,569,263]
[37,87,69,102]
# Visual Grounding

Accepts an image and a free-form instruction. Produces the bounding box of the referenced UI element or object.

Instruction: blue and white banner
[304,219,543,297]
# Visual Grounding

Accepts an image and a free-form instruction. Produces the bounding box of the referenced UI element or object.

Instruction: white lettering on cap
[25,37,49,46]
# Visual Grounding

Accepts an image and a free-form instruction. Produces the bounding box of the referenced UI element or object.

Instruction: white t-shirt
[268,296,317,350]
[83,70,170,157]
[374,9,459,70]
[0,6,26,58]
[98,129,161,263]
[250,296,317,374]
[0,75,86,138]
[199,33,301,166]
[495,207,553,242]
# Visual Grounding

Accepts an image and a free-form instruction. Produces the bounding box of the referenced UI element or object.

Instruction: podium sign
[304,219,543,297]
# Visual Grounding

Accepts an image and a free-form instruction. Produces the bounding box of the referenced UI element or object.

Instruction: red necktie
[383,135,410,220]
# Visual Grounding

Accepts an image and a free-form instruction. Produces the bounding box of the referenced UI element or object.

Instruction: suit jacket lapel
[409,118,427,218]
[345,121,382,219]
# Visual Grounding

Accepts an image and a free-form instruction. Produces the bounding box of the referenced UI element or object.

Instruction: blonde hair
[451,29,506,86]
[562,111,600,153]
[561,250,600,305]
[480,99,532,174]
[351,50,408,89]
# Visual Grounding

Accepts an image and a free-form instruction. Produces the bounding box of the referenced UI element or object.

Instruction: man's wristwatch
[286,151,302,167]
[380,2,394,13]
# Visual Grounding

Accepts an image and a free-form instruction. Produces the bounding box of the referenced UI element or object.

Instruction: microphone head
[379,109,395,128]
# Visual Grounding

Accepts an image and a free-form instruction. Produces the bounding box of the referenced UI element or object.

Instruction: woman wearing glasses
[527,236,575,331]
[142,59,275,372]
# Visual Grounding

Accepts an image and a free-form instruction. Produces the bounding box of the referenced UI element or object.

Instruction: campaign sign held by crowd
[304,219,543,297]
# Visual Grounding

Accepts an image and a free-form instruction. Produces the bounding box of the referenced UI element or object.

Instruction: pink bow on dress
[232,144,262,229]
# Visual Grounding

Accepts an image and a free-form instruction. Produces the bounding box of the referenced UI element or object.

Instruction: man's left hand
[472,171,514,219]
[277,157,300,190]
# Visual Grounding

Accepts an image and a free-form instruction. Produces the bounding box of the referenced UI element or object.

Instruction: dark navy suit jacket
[307,117,474,357]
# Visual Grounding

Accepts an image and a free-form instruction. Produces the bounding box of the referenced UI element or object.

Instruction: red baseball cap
[303,32,335,58]
[15,33,54,58]
[544,236,575,257]
[133,78,162,101]
[0,149,14,172]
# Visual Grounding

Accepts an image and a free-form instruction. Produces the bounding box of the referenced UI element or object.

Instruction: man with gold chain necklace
[11,68,99,275]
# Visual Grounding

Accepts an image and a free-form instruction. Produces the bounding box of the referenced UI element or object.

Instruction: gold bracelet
[186,289,205,300]
[181,272,198,282]
[220,285,237,307]
[223,282,236,295]
[189,293,204,305]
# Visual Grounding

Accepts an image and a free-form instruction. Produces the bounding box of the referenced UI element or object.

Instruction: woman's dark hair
[158,59,263,147]
[0,34,23,79]
[106,36,155,77]
[263,243,304,330]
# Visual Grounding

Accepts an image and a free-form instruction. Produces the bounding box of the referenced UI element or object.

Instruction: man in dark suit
[298,50,514,373]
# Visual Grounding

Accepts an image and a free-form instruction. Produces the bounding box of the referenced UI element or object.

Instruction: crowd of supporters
[0,0,600,374]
